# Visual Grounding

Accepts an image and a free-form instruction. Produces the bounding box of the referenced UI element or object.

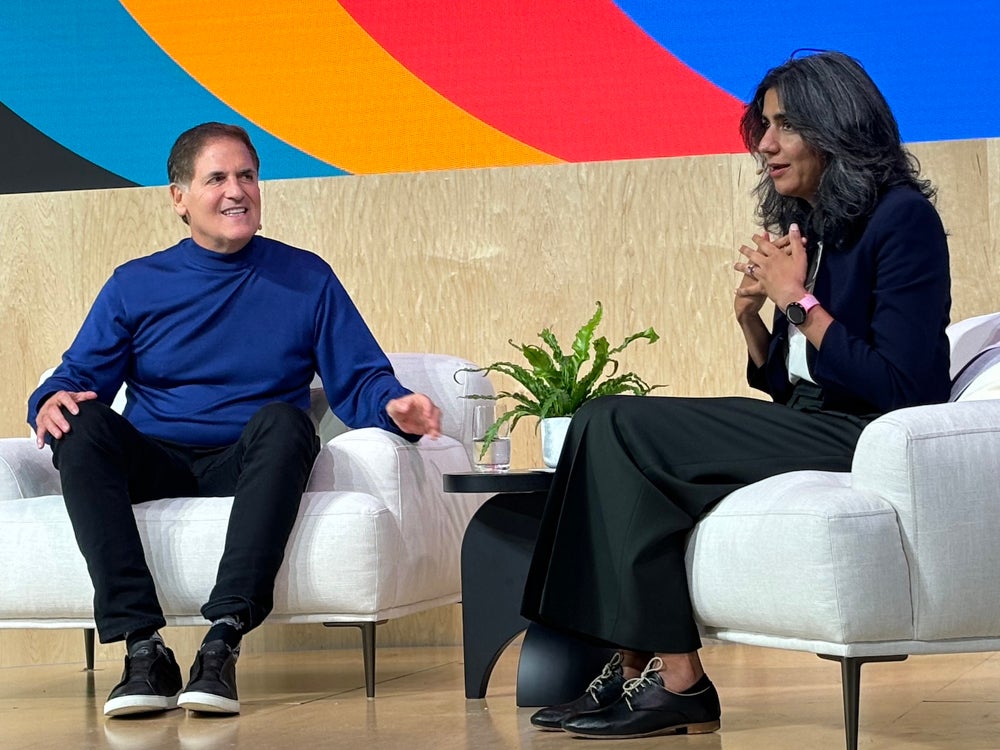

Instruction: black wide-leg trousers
[521,392,873,655]
[51,400,320,643]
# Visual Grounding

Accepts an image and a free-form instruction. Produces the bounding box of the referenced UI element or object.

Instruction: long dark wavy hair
[739,51,935,247]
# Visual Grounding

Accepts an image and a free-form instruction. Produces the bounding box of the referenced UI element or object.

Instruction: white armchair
[0,352,492,697]
[686,312,1000,750]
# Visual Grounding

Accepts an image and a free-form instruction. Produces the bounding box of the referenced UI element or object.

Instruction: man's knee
[51,400,127,469]
[52,400,121,452]
[60,399,118,432]
[245,403,318,454]
[248,402,313,432]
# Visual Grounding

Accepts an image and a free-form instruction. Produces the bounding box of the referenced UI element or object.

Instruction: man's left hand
[386,393,442,438]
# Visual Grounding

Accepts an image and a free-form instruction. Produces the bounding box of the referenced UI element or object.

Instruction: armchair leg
[84,628,95,671]
[324,621,385,698]
[359,622,377,699]
[818,654,907,750]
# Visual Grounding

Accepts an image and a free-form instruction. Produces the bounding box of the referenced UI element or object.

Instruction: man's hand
[386,393,442,439]
[35,390,98,447]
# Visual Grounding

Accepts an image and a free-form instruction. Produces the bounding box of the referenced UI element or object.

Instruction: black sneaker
[104,638,183,717]
[178,640,241,714]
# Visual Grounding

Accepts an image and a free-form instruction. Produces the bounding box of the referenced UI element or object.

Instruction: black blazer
[749,186,952,416]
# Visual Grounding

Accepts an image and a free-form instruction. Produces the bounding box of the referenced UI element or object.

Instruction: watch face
[786,302,806,325]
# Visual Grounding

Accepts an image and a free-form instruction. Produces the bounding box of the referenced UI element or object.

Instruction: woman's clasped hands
[734,223,809,316]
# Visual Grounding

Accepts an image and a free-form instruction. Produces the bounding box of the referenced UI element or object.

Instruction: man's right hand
[35,390,98,448]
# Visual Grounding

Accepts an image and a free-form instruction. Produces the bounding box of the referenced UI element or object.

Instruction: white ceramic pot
[540,416,572,468]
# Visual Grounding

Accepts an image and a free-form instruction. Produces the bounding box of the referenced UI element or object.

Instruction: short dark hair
[167,122,260,187]
[739,51,934,246]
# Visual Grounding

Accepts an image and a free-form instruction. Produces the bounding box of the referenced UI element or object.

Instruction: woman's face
[757,88,824,205]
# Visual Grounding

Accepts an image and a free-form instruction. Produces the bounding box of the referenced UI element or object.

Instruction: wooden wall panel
[992,140,1000,314]
[910,140,998,322]
[2,140,997,665]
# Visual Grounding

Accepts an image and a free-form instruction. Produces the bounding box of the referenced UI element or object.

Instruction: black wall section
[0,102,139,194]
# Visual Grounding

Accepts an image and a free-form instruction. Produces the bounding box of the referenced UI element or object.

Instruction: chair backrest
[388,353,493,445]
[308,353,493,444]
[946,312,1000,402]
[947,312,1000,379]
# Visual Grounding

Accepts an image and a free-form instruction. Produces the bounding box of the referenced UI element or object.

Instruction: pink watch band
[798,293,820,313]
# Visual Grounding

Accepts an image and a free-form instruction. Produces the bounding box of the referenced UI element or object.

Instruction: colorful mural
[1,1,997,193]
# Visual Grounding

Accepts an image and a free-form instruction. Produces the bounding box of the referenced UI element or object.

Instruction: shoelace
[124,643,162,681]
[198,644,239,673]
[586,651,624,700]
[622,657,664,710]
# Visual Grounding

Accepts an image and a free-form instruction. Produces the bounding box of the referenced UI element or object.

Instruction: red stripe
[339,0,746,160]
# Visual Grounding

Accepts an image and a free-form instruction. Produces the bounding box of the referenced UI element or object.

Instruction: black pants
[521,391,874,655]
[51,400,320,643]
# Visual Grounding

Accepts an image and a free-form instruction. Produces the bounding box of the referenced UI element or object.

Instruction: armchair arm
[0,438,62,500]
[851,399,1000,639]
[305,428,488,608]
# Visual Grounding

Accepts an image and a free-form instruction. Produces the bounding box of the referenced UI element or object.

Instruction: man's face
[170,137,262,254]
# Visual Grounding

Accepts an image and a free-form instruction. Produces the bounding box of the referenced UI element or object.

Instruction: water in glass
[473,436,511,472]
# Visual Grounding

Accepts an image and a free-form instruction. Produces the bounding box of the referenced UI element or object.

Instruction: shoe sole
[104,693,180,717]
[532,704,618,732]
[565,719,721,739]
[529,723,565,731]
[178,691,240,714]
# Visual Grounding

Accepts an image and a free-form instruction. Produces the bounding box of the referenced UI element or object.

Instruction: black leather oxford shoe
[529,652,626,730]
[561,658,721,739]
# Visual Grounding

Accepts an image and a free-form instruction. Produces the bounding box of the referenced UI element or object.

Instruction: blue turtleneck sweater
[28,236,413,446]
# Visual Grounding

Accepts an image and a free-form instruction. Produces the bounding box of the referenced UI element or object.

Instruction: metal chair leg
[84,628,95,671]
[359,621,376,699]
[818,653,908,750]
[324,621,385,698]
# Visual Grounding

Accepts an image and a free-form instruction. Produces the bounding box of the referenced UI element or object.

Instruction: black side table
[445,470,613,707]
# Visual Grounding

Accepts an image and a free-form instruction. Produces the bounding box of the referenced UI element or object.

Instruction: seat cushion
[686,470,913,644]
[0,491,404,623]
[136,492,402,618]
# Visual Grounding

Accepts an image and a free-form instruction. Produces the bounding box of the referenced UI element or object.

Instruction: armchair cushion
[687,471,912,644]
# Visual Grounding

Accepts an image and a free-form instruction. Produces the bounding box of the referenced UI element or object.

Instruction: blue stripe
[614,0,1000,143]
[0,1,345,185]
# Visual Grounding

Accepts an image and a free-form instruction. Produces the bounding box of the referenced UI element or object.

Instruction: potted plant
[463,301,664,467]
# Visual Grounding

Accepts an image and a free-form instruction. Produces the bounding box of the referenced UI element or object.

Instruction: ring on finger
[746,263,757,278]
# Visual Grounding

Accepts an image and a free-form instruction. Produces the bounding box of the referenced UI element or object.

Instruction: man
[27,122,441,718]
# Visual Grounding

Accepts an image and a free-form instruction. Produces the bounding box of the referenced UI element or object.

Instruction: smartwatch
[785,294,820,326]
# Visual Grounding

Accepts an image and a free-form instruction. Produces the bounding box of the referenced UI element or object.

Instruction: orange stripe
[120,0,558,173]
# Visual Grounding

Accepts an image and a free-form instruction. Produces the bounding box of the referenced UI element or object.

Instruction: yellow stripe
[121,0,559,172]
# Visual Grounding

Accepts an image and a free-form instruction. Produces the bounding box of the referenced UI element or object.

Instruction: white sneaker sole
[104,692,180,717]
[178,690,240,714]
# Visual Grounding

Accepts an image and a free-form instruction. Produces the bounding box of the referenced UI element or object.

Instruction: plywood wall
[1,140,997,666]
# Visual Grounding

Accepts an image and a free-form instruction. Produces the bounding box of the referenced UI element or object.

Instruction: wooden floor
[3,639,1000,749]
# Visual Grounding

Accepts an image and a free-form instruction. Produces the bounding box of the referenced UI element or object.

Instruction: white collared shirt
[787,241,823,384]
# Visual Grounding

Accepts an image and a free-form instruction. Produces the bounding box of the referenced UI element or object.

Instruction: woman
[522,51,951,739]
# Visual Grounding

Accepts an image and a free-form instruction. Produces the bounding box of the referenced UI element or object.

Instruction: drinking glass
[471,402,511,472]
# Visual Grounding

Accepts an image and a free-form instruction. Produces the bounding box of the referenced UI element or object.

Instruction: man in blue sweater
[27,122,442,718]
